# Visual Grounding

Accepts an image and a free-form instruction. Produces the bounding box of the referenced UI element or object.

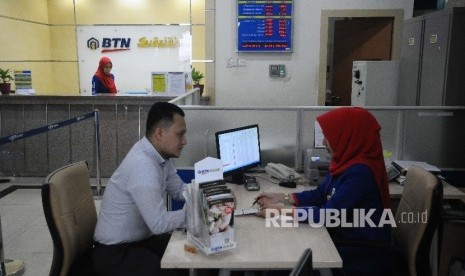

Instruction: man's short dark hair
[146,102,185,137]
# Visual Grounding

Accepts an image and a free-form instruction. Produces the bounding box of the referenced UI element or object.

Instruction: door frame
[318,9,404,105]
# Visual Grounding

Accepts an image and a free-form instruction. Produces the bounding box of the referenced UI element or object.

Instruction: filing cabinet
[398,7,465,106]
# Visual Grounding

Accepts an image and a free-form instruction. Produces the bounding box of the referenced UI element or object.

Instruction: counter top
[0,94,176,105]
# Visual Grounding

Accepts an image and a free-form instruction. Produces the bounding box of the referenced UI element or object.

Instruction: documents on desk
[234,207,260,216]
[185,157,237,255]
[392,160,441,175]
[390,160,441,186]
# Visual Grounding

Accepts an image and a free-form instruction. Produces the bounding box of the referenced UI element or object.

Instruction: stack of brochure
[199,182,234,235]
[186,157,237,255]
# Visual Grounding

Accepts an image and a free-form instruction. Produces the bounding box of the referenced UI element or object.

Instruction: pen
[251,195,262,207]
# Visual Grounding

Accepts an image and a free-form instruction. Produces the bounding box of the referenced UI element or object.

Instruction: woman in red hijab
[92,57,117,94]
[258,107,392,276]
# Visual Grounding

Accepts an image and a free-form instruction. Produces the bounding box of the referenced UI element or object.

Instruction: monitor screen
[215,124,261,183]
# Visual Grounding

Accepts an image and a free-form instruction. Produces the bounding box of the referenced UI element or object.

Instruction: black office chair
[440,204,465,276]
[42,161,98,276]
[289,248,313,276]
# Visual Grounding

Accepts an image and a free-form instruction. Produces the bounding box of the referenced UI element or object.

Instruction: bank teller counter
[0,94,175,178]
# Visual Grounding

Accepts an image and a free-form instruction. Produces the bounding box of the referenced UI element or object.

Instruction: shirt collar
[141,136,167,166]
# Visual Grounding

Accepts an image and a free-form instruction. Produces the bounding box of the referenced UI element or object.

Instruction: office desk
[254,173,465,200]
[251,173,465,200]
[161,178,343,271]
[389,181,465,200]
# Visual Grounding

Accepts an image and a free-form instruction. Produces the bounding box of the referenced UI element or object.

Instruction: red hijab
[316,107,390,208]
[94,57,117,93]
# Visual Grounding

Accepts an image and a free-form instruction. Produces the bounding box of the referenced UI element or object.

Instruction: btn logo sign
[87,37,131,53]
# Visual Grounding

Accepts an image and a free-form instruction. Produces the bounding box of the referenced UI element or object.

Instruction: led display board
[237,0,293,52]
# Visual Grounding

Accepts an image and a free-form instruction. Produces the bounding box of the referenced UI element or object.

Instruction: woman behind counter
[92,57,117,94]
[257,107,392,276]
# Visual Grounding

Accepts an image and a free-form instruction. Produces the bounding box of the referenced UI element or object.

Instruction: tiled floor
[0,177,333,276]
[0,177,104,276]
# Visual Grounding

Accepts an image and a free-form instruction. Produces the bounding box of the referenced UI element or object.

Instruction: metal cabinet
[398,17,424,105]
[398,7,465,106]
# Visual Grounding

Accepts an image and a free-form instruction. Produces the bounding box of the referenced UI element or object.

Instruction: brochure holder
[185,157,237,255]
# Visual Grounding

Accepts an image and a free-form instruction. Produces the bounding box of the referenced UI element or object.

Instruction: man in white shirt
[93,102,188,276]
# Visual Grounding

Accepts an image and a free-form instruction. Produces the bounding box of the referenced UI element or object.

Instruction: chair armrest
[442,209,465,224]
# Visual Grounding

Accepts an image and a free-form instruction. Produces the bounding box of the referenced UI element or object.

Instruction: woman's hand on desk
[255,203,285,218]
[256,203,296,219]
[254,192,296,218]
[256,192,295,206]
[256,192,283,205]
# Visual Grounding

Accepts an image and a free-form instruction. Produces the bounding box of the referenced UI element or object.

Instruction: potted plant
[191,67,205,95]
[0,68,14,95]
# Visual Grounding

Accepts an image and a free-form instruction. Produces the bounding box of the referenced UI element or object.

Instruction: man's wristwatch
[283,193,289,204]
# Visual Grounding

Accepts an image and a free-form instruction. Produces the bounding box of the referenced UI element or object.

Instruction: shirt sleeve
[293,173,330,206]
[92,76,98,94]
[92,75,108,93]
[128,162,186,235]
[165,162,187,201]
[322,166,377,210]
[294,165,379,225]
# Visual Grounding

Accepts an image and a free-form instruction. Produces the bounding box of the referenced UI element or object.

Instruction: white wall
[215,0,414,106]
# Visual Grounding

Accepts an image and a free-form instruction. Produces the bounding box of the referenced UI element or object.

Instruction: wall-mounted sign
[14,70,35,95]
[138,37,180,48]
[237,0,293,52]
[152,72,189,95]
[77,25,191,95]
[14,70,32,89]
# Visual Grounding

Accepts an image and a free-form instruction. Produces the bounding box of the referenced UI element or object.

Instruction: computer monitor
[215,124,261,184]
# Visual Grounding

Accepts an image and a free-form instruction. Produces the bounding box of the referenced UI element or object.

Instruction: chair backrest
[42,161,97,276]
[392,166,443,276]
[289,248,313,276]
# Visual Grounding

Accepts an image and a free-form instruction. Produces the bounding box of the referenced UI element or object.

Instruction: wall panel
[24,104,47,174]
[47,104,72,172]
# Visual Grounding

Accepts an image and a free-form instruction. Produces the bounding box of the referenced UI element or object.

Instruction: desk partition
[402,109,465,169]
[180,108,298,168]
[177,106,465,172]
[1,100,464,177]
